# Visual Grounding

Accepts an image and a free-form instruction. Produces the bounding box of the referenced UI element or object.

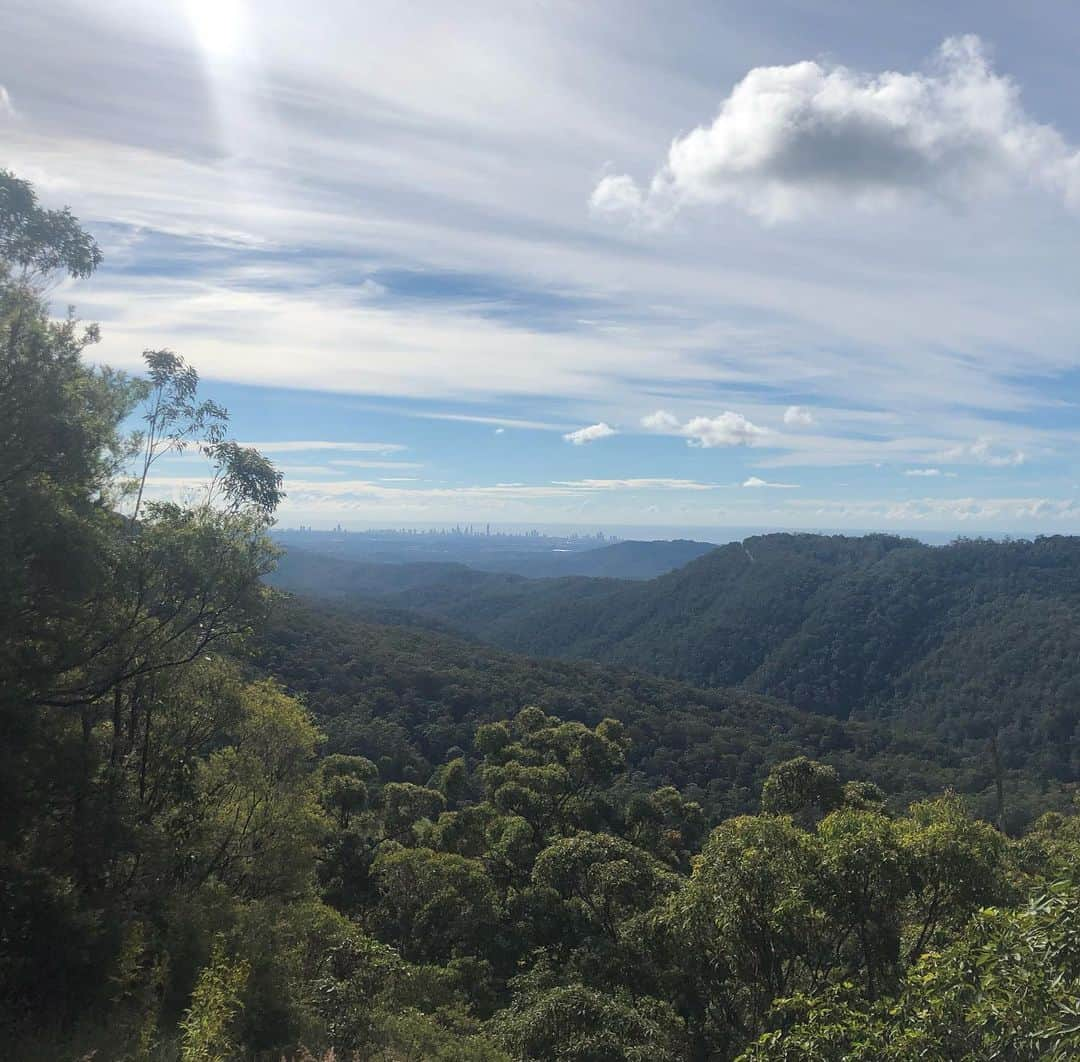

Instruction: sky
[5,0,1080,533]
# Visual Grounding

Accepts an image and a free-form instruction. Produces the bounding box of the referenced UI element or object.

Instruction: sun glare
[186,0,244,59]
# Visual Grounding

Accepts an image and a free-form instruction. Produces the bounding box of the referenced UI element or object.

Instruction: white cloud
[682,413,768,448]
[275,464,345,476]
[743,476,797,488]
[148,474,716,508]
[0,85,15,119]
[589,173,645,218]
[563,422,617,445]
[494,427,505,435]
[553,478,716,491]
[357,278,387,298]
[791,495,1080,524]
[641,409,768,448]
[783,405,815,427]
[81,273,716,406]
[327,459,424,469]
[594,36,1080,222]
[7,5,1080,511]
[240,440,407,453]
[905,468,941,477]
[401,411,566,430]
[640,409,682,432]
[943,437,1025,467]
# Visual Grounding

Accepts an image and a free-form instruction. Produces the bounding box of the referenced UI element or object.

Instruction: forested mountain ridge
[8,169,1080,1061]
[273,530,716,579]
[256,595,1074,830]
[272,532,1080,788]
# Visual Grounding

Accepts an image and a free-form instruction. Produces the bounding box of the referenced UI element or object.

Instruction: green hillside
[272,532,1080,792]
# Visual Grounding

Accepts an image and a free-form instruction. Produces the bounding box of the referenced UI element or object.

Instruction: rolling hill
[256,594,1074,828]
[270,533,1080,792]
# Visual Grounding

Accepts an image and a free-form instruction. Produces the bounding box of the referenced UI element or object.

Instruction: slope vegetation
[272,533,1080,791]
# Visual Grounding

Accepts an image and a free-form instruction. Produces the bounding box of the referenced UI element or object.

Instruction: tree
[0,169,102,281]
[816,807,907,997]
[321,755,376,828]
[179,938,250,1062]
[372,847,499,964]
[496,983,685,1062]
[532,832,676,942]
[740,883,1080,1061]
[896,792,1009,964]
[128,349,282,524]
[760,758,844,826]
[661,814,824,1054]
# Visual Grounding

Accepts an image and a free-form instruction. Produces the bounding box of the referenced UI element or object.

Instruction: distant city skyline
[274,521,991,548]
[284,524,615,539]
[6,2,1080,531]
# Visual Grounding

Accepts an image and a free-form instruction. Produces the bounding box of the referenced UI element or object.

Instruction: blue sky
[5,0,1080,532]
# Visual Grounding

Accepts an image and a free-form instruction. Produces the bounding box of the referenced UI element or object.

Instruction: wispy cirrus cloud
[240,440,407,453]
[7,2,1080,530]
[743,476,797,489]
[552,478,716,491]
[942,437,1026,467]
[905,467,958,478]
[327,459,424,469]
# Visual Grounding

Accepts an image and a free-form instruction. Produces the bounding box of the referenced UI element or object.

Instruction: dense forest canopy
[272,530,1080,795]
[256,596,1075,833]
[5,170,1080,1061]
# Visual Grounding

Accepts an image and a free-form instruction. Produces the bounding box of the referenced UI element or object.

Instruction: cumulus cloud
[494,427,505,435]
[684,414,767,446]
[563,422,617,445]
[642,409,768,448]
[592,36,1080,222]
[640,409,682,432]
[943,437,1025,467]
[743,476,798,488]
[783,405,815,427]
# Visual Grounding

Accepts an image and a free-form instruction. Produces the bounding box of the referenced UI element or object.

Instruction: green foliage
[273,531,1080,828]
[532,832,676,940]
[7,168,1080,1062]
[496,983,686,1061]
[760,757,844,825]
[897,792,1011,965]
[0,169,102,279]
[373,847,500,964]
[258,594,1077,828]
[179,937,250,1062]
[741,883,1080,1060]
[192,679,327,899]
